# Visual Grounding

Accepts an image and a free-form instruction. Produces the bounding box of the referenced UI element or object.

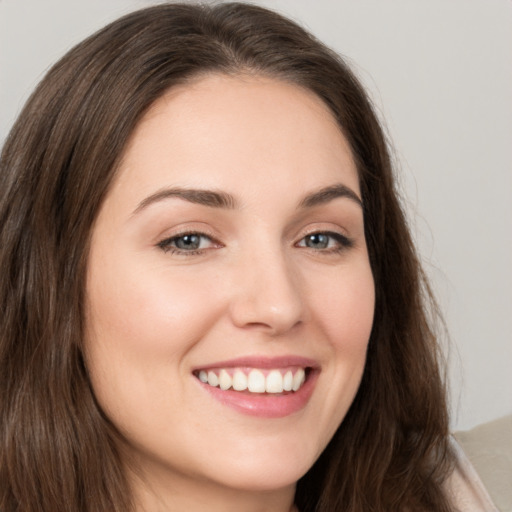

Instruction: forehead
[112,73,359,209]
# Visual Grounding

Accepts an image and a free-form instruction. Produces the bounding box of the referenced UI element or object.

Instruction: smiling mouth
[193,367,311,394]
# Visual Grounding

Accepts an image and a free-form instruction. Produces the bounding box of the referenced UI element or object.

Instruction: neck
[129,463,297,512]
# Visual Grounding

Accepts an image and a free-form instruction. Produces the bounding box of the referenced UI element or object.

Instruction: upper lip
[192,355,319,372]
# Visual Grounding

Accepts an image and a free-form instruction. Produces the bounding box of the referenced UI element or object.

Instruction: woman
[0,3,478,511]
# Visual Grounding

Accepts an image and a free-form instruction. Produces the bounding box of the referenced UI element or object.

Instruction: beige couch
[455,415,512,512]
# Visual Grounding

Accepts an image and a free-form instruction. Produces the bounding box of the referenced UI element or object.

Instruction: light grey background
[1,0,511,432]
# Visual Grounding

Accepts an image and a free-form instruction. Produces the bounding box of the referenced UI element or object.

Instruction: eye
[296,231,353,252]
[157,232,218,254]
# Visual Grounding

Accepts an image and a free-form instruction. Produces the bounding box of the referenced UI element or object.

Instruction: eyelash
[157,230,353,256]
[296,231,354,254]
[157,231,220,255]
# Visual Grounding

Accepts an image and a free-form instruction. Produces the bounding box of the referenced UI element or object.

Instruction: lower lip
[197,371,318,418]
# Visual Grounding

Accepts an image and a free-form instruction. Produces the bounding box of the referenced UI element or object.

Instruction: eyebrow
[132,182,362,215]
[298,184,362,209]
[133,187,238,214]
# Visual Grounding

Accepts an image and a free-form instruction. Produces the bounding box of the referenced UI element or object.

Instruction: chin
[211,459,310,493]
[197,435,320,492]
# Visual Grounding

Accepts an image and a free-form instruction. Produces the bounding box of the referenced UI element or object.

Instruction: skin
[85,74,375,512]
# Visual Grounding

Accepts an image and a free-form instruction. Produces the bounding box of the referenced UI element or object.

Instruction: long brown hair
[0,3,453,511]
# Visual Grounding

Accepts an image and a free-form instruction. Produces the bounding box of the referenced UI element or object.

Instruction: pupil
[307,233,328,248]
[176,234,200,250]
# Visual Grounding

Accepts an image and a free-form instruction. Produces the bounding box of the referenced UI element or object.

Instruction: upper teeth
[197,368,306,394]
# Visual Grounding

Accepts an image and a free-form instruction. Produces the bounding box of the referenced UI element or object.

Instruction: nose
[228,247,304,336]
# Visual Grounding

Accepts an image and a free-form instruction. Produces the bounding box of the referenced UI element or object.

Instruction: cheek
[311,261,375,353]
[337,282,374,351]
[86,259,220,360]
[83,255,225,420]
[280,260,374,459]
[311,263,374,392]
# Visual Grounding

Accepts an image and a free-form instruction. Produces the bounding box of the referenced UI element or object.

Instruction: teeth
[197,367,308,394]
[292,368,305,391]
[247,369,266,393]
[232,370,248,391]
[207,371,219,387]
[283,370,293,391]
[265,370,283,393]
[219,369,232,390]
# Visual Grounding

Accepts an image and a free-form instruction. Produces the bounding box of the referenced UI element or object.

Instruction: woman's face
[85,74,374,500]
